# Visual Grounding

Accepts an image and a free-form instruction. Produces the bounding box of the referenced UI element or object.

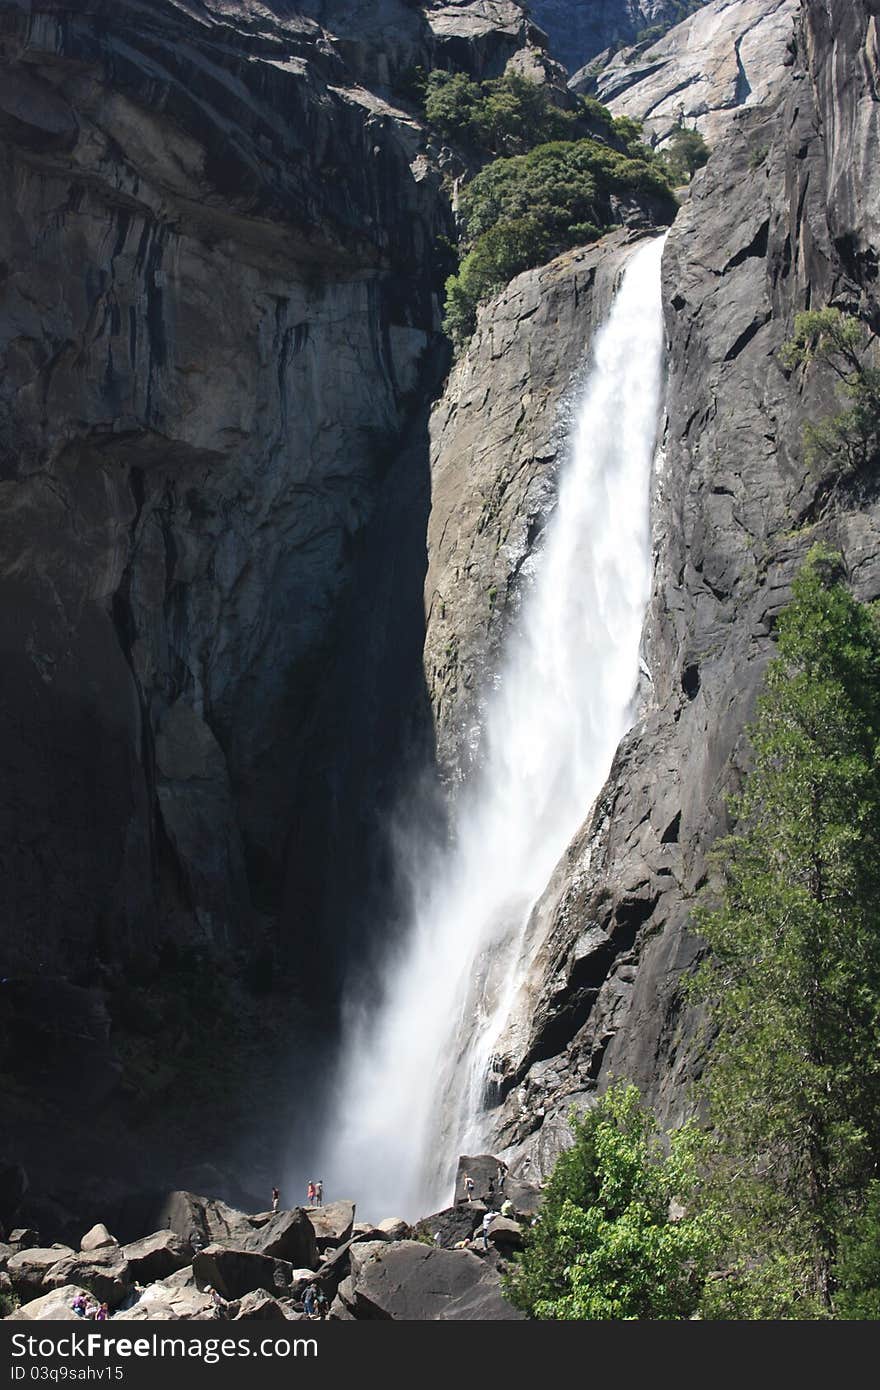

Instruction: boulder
[0,1243,13,1273]
[244,1208,318,1268]
[123,1231,190,1284]
[303,1201,355,1252]
[80,1224,117,1253]
[329,1295,356,1320]
[415,1205,485,1249]
[156,1191,251,1253]
[6,1246,74,1298]
[115,1269,214,1321]
[5,1284,91,1321]
[43,1250,131,1308]
[192,1244,294,1302]
[8,1230,39,1250]
[287,1268,321,1296]
[486,1217,523,1252]
[502,1180,543,1220]
[346,1241,525,1320]
[234,1290,288,1320]
[455,1155,509,1206]
[376,1218,410,1241]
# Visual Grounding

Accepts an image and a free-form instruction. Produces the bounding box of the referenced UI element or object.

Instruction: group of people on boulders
[71,1292,109,1320]
[460,1162,513,1250]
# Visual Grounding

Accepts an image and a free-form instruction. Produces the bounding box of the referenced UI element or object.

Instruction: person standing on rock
[481,1210,494,1252]
[315,1179,323,1207]
[464,1173,475,1202]
[303,1283,317,1318]
[497,1161,508,1192]
[272,1186,280,1213]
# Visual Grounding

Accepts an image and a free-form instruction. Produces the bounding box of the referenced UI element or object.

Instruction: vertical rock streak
[320,236,667,1220]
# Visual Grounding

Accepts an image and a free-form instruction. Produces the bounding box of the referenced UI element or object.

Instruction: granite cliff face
[529,0,712,76]
[0,0,559,1213]
[574,0,799,147]
[434,0,880,1177]
[2,0,879,1236]
[0,0,450,987]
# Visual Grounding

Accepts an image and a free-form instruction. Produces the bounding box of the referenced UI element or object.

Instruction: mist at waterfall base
[308,235,667,1224]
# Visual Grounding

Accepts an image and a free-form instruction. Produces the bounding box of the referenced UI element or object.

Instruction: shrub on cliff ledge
[425,71,574,155]
[504,1083,717,1319]
[781,308,880,500]
[443,139,674,341]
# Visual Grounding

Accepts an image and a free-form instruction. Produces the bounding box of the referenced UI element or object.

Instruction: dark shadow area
[279,337,449,1075]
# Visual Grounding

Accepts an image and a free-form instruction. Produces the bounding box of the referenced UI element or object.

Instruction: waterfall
[314,234,667,1222]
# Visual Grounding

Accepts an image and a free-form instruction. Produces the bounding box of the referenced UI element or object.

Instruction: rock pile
[3,1160,540,1321]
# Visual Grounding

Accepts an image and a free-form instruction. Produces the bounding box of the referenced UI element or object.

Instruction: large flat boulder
[346,1241,524,1320]
[43,1250,131,1308]
[5,1284,91,1321]
[6,1246,74,1299]
[303,1201,355,1252]
[115,1269,213,1321]
[192,1244,294,1302]
[123,1231,190,1284]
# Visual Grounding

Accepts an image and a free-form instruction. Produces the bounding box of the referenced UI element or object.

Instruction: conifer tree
[693,544,880,1308]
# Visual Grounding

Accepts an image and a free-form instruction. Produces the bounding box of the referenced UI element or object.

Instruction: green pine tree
[691,544,880,1311]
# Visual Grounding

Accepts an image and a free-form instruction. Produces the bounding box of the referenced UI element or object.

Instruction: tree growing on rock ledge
[781,308,880,503]
[504,1082,717,1319]
[692,544,880,1314]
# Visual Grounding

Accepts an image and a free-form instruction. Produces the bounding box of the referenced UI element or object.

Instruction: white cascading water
[316,234,666,1221]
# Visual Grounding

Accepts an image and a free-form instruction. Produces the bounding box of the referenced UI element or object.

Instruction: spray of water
[314,234,667,1221]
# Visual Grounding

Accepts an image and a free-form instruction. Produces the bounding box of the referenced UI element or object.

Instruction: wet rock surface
[425,229,660,783]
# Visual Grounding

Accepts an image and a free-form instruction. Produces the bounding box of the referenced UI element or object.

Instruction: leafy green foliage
[781,309,880,491]
[424,71,575,155]
[691,545,880,1307]
[443,139,674,340]
[834,1181,880,1318]
[504,1083,718,1319]
[659,126,710,184]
